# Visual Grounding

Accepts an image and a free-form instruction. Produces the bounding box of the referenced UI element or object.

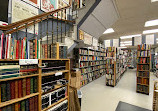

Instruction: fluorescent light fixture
[124,43,132,46]
[120,34,141,39]
[145,19,158,27]
[120,44,125,47]
[119,47,127,49]
[151,0,158,2]
[103,28,114,34]
[156,38,158,40]
[143,29,158,34]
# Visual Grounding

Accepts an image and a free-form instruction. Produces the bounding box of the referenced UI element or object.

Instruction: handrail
[0,1,73,32]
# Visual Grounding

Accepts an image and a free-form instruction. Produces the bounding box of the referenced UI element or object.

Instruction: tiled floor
[81,69,157,111]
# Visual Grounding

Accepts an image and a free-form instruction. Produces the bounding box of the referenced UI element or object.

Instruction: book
[26,78,31,95]
[15,80,18,98]
[22,78,26,97]
[1,82,6,102]
[10,81,15,99]
[18,80,22,98]
[30,78,34,94]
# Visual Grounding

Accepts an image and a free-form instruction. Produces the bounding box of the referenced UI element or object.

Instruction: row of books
[1,77,38,102]
[106,52,115,57]
[105,59,114,64]
[137,65,149,70]
[80,56,88,61]
[137,51,150,57]
[89,61,100,66]
[59,46,67,59]
[0,62,18,66]
[42,87,67,110]
[0,96,38,111]
[47,100,68,111]
[137,85,149,93]
[105,69,113,74]
[137,77,149,85]
[106,80,114,86]
[137,72,149,77]
[80,62,88,67]
[81,73,94,81]
[0,65,20,79]
[106,74,114,80]
[42,74,68,93]
[137,44,151,50]
[138,57,150,63]
[79,49,88,55]
[106,47,115,52]
[0,34,40,59]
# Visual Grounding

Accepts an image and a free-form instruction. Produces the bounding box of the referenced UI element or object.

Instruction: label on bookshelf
[55,72,63,76]
[19,59,38,65]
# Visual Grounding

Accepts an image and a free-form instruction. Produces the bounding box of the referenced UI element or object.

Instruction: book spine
[10,81,15,99]
[30,78,33,94]
[18,80,22,98]
[22,78,26,97]
[1,82,6,102]
[15,80,18,98]
[26,78,31,95]
[6,82,11,101]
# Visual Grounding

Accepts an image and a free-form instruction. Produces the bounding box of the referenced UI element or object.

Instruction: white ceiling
[80,0,119,38]
[99,0,158,41]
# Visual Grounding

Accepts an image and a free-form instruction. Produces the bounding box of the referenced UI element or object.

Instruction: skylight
[143,29,158,34]
[145,19,158,27]
[120,34,141,39]
[103,28,114,34]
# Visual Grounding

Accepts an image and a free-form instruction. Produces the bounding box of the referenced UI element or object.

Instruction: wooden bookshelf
[153,81,158,111]
[74,47,106,87]
[0,58,70,111]
[136,44,151,95]
[105,47,127,87]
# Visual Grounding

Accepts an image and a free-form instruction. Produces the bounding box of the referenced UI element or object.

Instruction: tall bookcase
[153,81,158,111]
[136,44,151,95]
[105,47,127,87]
[0,58,70,111]
[73,47,106,87]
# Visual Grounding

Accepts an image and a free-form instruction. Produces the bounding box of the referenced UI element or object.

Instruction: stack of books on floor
[136,44,151,95]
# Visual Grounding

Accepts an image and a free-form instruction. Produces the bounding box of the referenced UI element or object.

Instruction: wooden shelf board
[137,83,149,86]
[42,96,68,111]
[0,59,19,61]
[136,90,149,95]
[42,70,69,77]
[40,59,70,61]
[0,74,39,82]
[42,85,67,95]
[0,93,39,108]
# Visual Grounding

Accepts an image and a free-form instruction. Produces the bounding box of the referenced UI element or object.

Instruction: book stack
[42,87,67,110]
[0,33,40,59]
[0,96,38,111]
[42,61,66,74]
[47,100,68,111]
[59,46,67,59]
[20,64,38,76]
[136,44,151,95]
[0,65,20,79]
[1,77,38,102]
[74,46,106,87]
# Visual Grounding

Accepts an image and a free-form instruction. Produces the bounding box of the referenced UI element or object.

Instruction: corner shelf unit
[0,59,70,111]
[74,47,106,87]
[136,44,151,95]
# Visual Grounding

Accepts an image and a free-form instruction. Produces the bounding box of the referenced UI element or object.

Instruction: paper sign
[55,72,63,76]
[19,59,38,65]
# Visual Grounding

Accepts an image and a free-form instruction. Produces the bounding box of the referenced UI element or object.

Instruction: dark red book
[34,96,38,111]
[21,39,23,59]
[15,80,18,98]
[22,78,26,97]
[16,40,19,59]
[18,80,22,98]
[32,97,35,111]
[10,81,15,99]
[26,78,31,95]
[29,98,33,111]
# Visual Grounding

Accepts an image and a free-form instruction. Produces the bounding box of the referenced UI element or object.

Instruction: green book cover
[30,78,34,94]
[33,77,37,93]
[1,82,6,102]
[6,82,11,101]
[21,100,25,111]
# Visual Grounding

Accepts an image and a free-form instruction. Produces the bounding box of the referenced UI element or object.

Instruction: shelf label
[55,72,63,76]
[19,59,38,65]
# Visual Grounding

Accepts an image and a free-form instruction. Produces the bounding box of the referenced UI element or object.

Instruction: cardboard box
[70,76,81,89]
[71,71,81,77]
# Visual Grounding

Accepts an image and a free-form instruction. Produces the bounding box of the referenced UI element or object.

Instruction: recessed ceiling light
[120,34,141,39]
[145,19,158,27]
[143,29,158,34]
[151,0,158,2]
[120,44,125,47]
[103,28,114,34]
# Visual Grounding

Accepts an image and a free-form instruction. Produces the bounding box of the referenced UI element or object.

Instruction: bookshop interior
[1,0,158,111]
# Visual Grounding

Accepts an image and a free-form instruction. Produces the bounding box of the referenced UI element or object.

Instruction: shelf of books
[74,46,106,87]
[153,81,158,111]
[0,34,70,110]
[116,49,127,85]
[136,44,151,95]
[0,59,70,111]
[106,47,127,87]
